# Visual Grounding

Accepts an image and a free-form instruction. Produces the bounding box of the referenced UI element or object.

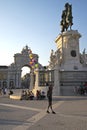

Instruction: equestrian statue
[60,3,73,32]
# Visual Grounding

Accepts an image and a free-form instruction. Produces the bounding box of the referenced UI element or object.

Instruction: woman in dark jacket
[46,84,56,114]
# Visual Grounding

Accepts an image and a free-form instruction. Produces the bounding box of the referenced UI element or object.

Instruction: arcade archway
[8,45,39,89]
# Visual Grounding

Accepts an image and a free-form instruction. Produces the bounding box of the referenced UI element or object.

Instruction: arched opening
[21,66,30,77]
[21,66,31,89]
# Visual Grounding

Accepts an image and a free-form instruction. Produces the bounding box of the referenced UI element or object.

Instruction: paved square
[0,96,87,130]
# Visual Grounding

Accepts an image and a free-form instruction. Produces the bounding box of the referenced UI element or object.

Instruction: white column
[34,70,39,89]
[30,72,35,90]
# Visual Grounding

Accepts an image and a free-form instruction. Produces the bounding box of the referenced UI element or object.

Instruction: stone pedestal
[54,30,87,95]
[55,30,82,70]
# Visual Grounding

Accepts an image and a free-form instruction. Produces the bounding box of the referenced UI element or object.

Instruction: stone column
[15,72,21,88]
[34,69,39,89]
[18,71,21,88]
[53,65,60,96]
[30,72,35,90]
[7,73,10,89]
[15,73,18,88]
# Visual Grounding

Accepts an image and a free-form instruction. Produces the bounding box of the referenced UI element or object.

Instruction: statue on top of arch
[21,45,30,55]
[60,2,73,32]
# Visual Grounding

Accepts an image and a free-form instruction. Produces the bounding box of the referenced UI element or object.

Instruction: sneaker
[47,110,50,113]
[52,111,56,114]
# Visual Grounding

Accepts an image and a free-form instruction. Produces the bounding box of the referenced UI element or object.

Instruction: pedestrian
[46,84,56,114]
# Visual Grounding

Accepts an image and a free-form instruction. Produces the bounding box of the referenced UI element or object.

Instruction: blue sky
[0,0,87,66]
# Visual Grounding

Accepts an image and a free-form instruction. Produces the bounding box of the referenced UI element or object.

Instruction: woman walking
[46,84,56,114]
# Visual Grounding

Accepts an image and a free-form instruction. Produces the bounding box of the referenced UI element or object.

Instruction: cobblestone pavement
[0,95,87,130]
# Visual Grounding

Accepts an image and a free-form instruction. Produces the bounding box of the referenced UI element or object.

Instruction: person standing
[46,84,56,114]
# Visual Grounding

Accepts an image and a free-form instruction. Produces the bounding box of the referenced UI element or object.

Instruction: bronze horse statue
[60,3,73,32]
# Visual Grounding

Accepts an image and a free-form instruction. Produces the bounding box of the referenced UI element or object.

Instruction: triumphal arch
[0,45,54,91]
[9,45,40,89]
[0,45,39,89]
